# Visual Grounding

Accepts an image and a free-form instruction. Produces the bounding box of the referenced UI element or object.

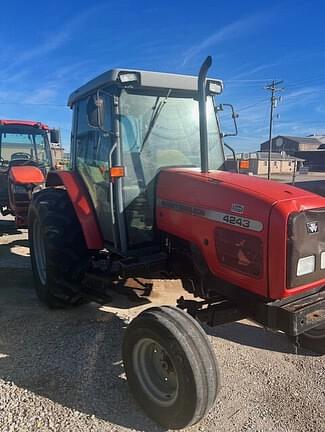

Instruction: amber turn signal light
[239,160,249,169]
[109,166,125,179]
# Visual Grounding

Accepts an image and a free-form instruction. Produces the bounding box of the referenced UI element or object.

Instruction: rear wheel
[122,306,220,429]
[299,323,325,355]
[28,188,90,308]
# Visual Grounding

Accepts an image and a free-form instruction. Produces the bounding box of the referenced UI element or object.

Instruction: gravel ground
[0,215,324,432]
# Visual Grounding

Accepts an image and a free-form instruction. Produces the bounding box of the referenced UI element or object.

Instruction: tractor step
[113,252,168,278]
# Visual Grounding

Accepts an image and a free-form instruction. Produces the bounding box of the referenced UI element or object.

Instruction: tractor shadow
[204,320,317,356]
[0,218,21,236]
[0,238,30,269]
[0,269,165,432]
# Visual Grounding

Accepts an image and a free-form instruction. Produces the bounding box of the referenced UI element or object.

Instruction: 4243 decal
[222,214,250,228]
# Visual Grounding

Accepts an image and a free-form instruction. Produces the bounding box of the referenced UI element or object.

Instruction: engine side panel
[156,170,272,298]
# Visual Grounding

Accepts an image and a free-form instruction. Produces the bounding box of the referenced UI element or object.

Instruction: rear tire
[28,188,89,308]
[122,306,220,429]
[299,323,325,355]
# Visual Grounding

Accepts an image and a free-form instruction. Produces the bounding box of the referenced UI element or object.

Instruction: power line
[236,97,269,112]
[275,119,325,124]
[227,78,274,82]
[285,75,325,89]
[265,80,284,180]
[0,101,66,107]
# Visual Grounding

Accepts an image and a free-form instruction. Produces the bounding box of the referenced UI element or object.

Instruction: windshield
[0,127,51,166]
[119,89,225,246]
[119,89,224,177]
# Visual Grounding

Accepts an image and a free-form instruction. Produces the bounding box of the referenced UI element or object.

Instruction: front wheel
[122,306,220,429]
[299,323,325,355]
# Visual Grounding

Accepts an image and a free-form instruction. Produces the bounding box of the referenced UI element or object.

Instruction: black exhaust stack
[198,56,212,173]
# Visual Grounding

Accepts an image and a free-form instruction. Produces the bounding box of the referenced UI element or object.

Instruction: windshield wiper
[139,89,171,152]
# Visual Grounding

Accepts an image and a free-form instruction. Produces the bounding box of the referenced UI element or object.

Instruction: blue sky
[1,0,325,152]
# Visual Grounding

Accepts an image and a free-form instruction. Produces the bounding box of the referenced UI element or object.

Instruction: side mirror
[87,93,105,129]
[216,103,239,137]
[50,128,60,144]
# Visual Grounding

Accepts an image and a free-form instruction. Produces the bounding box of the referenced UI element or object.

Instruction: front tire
[122,306,220,429]
[28,188,89,308]
[299,323,325,355]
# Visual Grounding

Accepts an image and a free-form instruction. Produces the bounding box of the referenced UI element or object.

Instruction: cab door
[73,94,116,245]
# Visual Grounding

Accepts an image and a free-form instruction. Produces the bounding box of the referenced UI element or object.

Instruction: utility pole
[265,80,284,179]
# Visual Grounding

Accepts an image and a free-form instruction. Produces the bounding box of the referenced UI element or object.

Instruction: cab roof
[0,119,49,130]
[67,68,223,107]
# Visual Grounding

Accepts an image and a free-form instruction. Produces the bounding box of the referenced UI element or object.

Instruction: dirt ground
[0,214,324,432]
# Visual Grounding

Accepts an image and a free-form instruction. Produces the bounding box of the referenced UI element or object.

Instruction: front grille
[287,209,325,288]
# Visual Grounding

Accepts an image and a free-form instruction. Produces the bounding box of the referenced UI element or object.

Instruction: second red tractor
[0,120,58,227]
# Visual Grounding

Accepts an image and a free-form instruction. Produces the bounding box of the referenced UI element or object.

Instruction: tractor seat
[156,149,191,167]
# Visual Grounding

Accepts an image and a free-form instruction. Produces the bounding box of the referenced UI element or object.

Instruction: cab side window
[76,95,112,167]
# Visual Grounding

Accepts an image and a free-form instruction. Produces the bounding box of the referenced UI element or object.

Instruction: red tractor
[28,57,325,429]
[0,120,58,227]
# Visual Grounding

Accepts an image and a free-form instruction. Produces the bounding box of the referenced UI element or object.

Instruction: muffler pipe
[198,55,212,173]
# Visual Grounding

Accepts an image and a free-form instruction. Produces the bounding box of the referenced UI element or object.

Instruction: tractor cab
[68,66,231,255]
[0,120,53,169]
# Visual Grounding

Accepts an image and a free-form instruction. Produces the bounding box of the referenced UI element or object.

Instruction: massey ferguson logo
[306,221,319,234]
[231,203,244,214]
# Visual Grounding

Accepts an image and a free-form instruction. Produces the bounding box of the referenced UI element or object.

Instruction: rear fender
[46,171,104,250]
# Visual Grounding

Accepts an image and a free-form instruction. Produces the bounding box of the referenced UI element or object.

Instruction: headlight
[297,256,315,276]
[119,72,139,84]
[207,79,223,95]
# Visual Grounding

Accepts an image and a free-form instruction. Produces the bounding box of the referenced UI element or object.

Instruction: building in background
[225,151,304,175]
[48,129,68,169]
[260,135,325,154]
[50,143,65,164]
[260,135,325,171]
[295,149,325,171]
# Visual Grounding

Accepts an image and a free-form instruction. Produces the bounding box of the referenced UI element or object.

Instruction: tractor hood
[157,168,322,212]
[9,166,45,185]
[192,169,320,203]
[156,167,320,250]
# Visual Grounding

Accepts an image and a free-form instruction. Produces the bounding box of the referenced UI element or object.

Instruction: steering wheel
[9,152,38,167]
[11,152,32,161]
